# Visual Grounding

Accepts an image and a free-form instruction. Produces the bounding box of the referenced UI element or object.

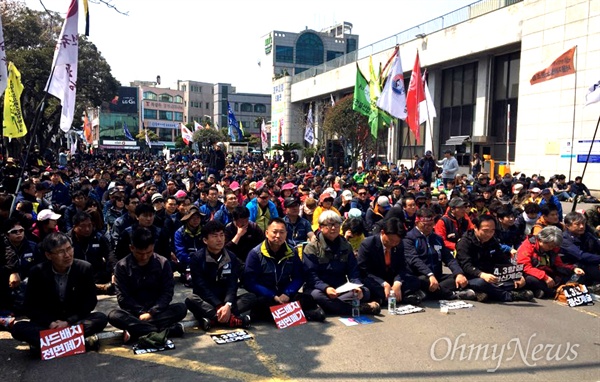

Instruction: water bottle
[351,291,360,317]
[388,290,396,315]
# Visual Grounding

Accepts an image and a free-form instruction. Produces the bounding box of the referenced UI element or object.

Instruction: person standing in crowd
[416,150,437,187]
[437,150,459,189]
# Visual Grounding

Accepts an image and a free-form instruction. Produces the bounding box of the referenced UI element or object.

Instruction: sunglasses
[8,228,25,235]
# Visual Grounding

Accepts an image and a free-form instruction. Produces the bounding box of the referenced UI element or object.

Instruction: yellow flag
[3,62,28,138]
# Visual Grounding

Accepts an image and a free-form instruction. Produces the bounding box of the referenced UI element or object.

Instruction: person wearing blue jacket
[173,206,205,284]
[539,188,563,222]
[245,188,279,232]
[244,218,324,321]
[213,191,238,226]
[403,207,474,301]
[561,212,600,290]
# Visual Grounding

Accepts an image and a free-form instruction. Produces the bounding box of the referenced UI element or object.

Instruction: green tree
[322,95,375,168]
[272,142,302,164]
[1,0,120,156]
[193,128,228,151]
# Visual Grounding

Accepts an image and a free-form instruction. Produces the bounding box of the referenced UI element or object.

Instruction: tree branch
[90,0,129,16]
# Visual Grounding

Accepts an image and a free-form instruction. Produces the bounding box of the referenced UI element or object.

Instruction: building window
[159,110,173,120]
[144,109,157,119]
[159,94,173,102]
[490,52,520,161]
[174,95,183,103]
[240,103,253,112]
[234,103,239,112]
[181,85,186,91]
[295,67,308,74]
[275,45,294,63]
[158,128,172,141]
[295,32,324,66]
[326,51,344,61]
[439,62,478,151]
[206,102,210,109]
[174,112,184,122]
[346,38,357,53]
[254,104,266,113]
[143,91,157,100]
[221,86,228,98]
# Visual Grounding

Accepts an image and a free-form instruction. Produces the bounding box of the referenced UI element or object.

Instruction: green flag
[352,63,370,117]
[368,57,391,138]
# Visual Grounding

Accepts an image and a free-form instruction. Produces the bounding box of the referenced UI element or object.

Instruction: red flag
[406,51,425,144]
[530,47,576,85]
[181,123,193,144]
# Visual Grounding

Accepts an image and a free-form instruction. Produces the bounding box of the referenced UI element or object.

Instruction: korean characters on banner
[493,264,524,284]
[563,285,593,307]
[39,324,85,361]
[270,301,307,330]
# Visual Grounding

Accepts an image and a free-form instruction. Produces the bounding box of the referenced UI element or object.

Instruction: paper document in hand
[335,282,363,294]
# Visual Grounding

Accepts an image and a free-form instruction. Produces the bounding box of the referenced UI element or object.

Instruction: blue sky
[25,0,473,93]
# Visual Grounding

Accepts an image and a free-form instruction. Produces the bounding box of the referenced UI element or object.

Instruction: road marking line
[553,301,600,318]
[101,345,291,381]
[245,337,291,380]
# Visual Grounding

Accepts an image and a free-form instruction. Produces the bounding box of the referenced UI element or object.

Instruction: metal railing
[292,0,522,83]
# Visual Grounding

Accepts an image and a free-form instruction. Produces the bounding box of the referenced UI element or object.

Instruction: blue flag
[227,102,243,141]
[123,122,135,141]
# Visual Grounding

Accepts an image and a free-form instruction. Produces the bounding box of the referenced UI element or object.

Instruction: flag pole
[506,103,510,168]
[568,45,578,181]
[571,112,600,212]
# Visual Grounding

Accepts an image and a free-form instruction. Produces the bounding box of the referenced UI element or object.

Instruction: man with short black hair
[11,233,107,354]
[283,197,314,247]
[185,221,255,330]
[225,206,265,266]
[109,227,187,342]
[434,197,474,253]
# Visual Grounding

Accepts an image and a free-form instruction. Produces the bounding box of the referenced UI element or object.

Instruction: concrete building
[132,82,185,150]
[281,0,600,188]
[176,80,214,126]
[213,83,271,138]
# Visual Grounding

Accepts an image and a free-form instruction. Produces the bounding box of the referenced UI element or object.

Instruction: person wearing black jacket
[185,221,254,331]
[456,215,533,302]
[561,212,600,289]
[208,143,226,180]
[11,233,107,353]
[108,227,187,342]
[357,218,422,306]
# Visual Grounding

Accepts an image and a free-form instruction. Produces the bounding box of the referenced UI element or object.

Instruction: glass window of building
[254,104,266,113]
[144,109,157,119]
[206,102,210,109]
[240,103,253,112]
[295,32,324,66]
[491,51,520,161]
[158,128,172,141]
[159,110,173,120]
[174,112,183,122]
[439,62,478,148]
[159,94,173,103]
[234,103,239,112]
[174,95,183,103]
[221,86,228,98]
[143,91,157,100]
[346,38,357,54]
[275,45,294,63]
[326,51,344,61]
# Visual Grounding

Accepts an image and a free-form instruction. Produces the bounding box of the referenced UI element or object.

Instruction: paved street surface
[1,281,598,382]
[0,201,597,381]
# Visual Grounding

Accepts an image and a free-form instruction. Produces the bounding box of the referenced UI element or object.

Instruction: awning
[445,135,471,145]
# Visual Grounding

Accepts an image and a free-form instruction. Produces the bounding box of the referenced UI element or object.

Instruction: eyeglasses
[51,246,74,256]
[320,223,341,229]
[8,228,25,235]
[358,192,367,195]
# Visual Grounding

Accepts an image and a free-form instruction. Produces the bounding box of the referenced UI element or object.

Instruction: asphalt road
[1,282,598,382]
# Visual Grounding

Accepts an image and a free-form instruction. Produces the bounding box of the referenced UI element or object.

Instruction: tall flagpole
[568,45,578,181]
[506,103,510,168]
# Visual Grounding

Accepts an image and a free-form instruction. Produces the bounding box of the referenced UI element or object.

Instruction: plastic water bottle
[351,291,360,317]
[388,290,396,315]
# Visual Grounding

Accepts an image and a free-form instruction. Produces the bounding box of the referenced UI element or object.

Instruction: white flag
[144,129,151,147]
[304,105,314,144]
[70,134,78,155]
[376,51,407,120]
[194,121,202,132]
[330,94,335,107]
[0,13,8,96]
[419,74,437,125]
[181,123,193,144]
[261,118,268,150]
[585,80,600,106]
[46,0,79,133]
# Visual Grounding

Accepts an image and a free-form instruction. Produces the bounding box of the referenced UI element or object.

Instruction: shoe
[587,284,600,294]
[475,292,489,303]
[533,289,545,299]
[167,323,185,338]
[240,314,251,329]
[403,294,422,306]
[198,317,211,331]
[85,335,100,352]
[511,289,534,302]
[359,301,381,315]
[123,330,131,344]
[0,316,15,330]
[305,306,326,322]
[454,289,477,301]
